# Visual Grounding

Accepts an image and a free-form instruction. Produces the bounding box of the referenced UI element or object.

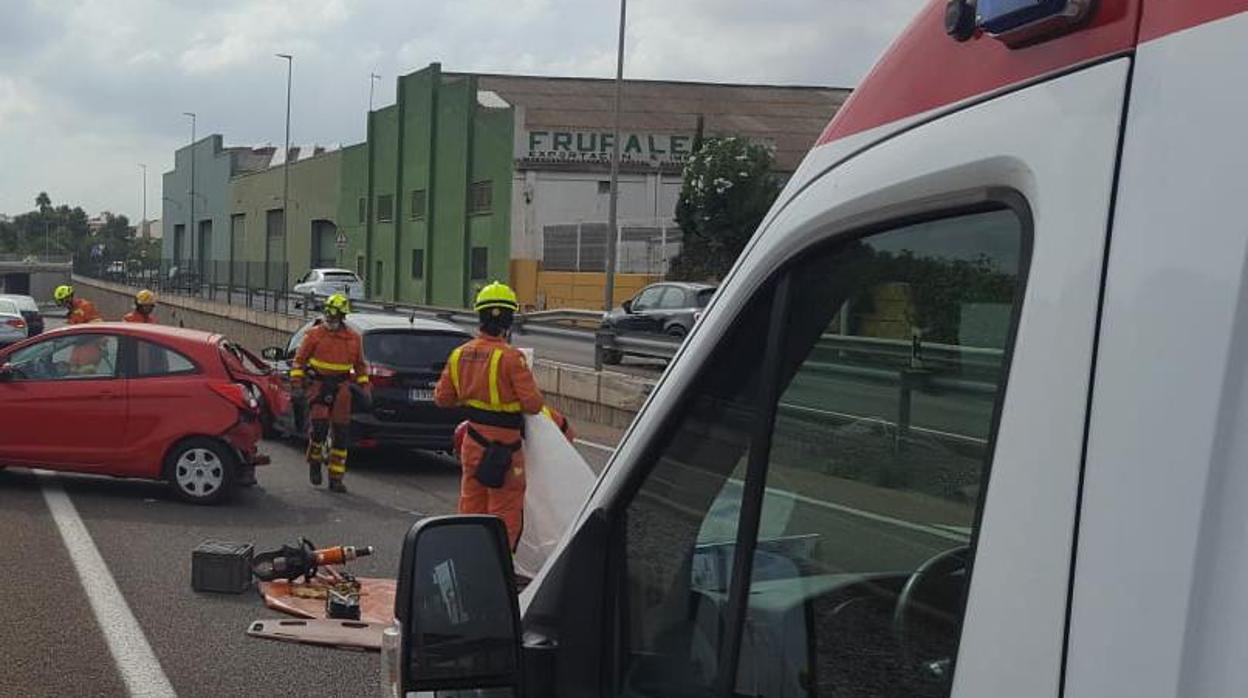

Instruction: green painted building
[340,64,514,307]
[229,149,342,289]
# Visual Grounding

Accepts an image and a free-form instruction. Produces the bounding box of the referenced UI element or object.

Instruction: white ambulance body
[394,2,1248,696]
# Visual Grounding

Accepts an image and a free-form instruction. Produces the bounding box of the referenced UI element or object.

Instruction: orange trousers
[457,427,526,551]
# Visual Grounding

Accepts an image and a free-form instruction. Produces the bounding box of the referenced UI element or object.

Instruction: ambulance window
[615,206,1027,698]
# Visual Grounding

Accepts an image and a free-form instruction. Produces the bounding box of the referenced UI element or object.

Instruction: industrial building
[161,65,848,309]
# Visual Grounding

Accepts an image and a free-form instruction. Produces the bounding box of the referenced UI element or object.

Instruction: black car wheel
[666,324,688,338]
[164,437,238,505]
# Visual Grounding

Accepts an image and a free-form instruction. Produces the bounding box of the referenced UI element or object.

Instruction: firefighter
[290,293,369,493]
[53,285,101,324]
[435,281,545,551]
[53,284,104,373]
[123,289,158,323]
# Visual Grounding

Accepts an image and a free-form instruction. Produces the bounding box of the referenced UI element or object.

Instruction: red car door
[0,332,127,470]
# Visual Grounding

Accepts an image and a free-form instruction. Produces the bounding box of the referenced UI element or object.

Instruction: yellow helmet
[54,285,74,302]
[135,289,156,306]
[474,281,518,313]
[324,293,351,316]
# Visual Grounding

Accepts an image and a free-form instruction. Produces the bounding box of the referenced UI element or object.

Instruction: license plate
[409,388,433,402]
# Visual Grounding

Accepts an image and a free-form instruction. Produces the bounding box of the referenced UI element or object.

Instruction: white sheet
[514,413,597,579]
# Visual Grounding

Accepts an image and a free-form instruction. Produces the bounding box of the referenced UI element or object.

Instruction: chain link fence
[77,258,294,313]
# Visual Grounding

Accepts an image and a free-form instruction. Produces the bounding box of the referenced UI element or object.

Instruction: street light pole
[369,72,381,112]
[183,112,196,272]
[598,0,627,370]
[139,163,148,236]
[278,53,293,287]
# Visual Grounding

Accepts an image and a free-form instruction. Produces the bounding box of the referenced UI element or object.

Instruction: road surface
[1,433,614,697]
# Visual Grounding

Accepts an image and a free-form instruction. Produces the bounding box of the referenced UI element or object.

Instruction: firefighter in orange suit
[54,285,101,324]
[290,293,369,493]
[122,289,158,323]
[53,285,105,373]
[435,282,545,550]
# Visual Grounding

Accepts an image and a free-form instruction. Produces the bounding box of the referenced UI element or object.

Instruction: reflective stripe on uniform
[452,345,522,413]
[449,346,463,393]
[356,375,369,384]
[289,369,305,378]
[488,349,503,406]
[309,357,353,373]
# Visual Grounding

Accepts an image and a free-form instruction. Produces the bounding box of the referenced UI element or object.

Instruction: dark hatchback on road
[264,313,470,452]
[597,281,715,364]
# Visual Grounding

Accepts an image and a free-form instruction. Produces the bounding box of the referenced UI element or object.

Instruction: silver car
[0,298,28,346]
[292,268,365,300]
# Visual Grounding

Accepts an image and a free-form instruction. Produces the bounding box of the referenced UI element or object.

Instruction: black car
[597,282,715,364]
[263,313,470,452]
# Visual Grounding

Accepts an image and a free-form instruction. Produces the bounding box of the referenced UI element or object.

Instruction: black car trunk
[362,331,467,425]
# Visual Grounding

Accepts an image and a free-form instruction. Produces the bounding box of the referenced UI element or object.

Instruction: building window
[597,180,611,195]
[410,190,427,220]
[356,254,365,279]
[411,249,425,280]
[374,260,384,296]
[470,246,488,280]
[377,194,394,223]
[469,181,492,214]
[357,197,366,223]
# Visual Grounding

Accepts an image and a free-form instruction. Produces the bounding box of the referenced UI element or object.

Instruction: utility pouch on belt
[468,427,521,489]
[315,377,344,407]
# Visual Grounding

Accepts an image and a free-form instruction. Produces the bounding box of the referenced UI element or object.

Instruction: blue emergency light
[977,0,1094,45]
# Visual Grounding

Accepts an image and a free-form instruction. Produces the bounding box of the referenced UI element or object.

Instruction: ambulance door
[562,59,1132,698]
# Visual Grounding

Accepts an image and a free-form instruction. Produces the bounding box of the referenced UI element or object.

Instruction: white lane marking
[39,474,177,697]
[574,438,615,453]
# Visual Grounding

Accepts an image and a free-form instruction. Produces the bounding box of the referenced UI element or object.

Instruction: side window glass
[633,286,664,311]
[616,207,1027,698]
[7,335,121,381]
[618,284,775,696]
[135,340,198,377]
[656,287,688,310]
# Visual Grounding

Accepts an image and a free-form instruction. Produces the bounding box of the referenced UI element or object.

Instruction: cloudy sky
[0,0,919,222]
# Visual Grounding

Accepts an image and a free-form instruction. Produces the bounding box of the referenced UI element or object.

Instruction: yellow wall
[531,270,662,310]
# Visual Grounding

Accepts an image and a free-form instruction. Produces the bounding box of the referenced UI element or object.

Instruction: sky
[0,0,920,222]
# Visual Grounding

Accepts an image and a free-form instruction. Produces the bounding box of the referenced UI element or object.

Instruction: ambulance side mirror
[395,515,523,695]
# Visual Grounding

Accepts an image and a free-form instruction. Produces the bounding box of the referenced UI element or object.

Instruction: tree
[35,192,51,213]
[668,137,781,282]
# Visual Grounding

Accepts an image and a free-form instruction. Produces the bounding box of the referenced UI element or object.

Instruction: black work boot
[328,477,347,493]
[308,460,323,486]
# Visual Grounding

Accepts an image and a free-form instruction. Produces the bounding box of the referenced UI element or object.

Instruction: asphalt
[2,429,617,697]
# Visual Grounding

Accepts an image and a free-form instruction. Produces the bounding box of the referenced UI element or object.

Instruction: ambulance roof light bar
[946,0,1097,47]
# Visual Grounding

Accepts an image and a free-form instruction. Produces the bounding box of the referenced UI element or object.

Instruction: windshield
[219,340,269,376]
[363,331,465,370]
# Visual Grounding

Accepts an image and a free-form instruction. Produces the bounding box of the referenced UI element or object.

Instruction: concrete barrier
[72,275,655,428]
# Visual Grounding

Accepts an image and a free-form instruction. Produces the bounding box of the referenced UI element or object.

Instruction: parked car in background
[597,281,715,364]
[0,299,28,346]
[292,268,366,301]
[0,294,44,336]
[263,312,469,453]
[0,324,268,504]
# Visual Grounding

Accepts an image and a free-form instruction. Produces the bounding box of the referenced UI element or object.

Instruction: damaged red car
[0,324,269,504]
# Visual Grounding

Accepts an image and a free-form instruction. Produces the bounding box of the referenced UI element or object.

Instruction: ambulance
[390,2,1248,696]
